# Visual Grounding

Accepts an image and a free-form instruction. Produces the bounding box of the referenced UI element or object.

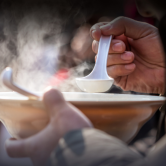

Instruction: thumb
[43,87,67,117]
[5,88,65,159]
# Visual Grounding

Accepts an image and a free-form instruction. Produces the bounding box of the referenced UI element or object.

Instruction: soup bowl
[0,92,165,143]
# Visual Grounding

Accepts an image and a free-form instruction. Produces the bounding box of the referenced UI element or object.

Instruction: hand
[5,88,92,166]
[90,17,165,94]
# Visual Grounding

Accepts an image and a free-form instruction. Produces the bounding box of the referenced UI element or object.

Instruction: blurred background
[0,0,159,165]
[0,0,156,92]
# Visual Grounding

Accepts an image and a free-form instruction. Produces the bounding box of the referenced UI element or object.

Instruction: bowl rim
[0,92,165,106]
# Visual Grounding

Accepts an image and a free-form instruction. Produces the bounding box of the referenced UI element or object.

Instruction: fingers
[6,138,27,158]
[107,63,136,78]
[90,22,108,41]
[90,17,157,40]
[95,50,134,67]
[107,51,134,66]
[6,88,65,159]
[5,88,92,161]
[6,123,59,161]
[92,39,126,54]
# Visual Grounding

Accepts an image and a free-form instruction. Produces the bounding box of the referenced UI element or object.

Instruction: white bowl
[0,92,165,142]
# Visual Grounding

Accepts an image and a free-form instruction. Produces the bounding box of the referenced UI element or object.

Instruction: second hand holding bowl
[76,35,114,93]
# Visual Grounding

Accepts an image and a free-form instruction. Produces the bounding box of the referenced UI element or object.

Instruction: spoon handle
[95,35,112,77]
[1,67,41,100]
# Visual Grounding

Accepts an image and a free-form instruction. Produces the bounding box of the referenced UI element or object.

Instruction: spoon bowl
[76,35,114,93]
[76,78,114,93]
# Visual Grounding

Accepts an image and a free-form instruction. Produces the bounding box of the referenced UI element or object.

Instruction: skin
[5,0,166,165]
[4,26,139,165]
[6,88,93,166]
[90,17,165,94]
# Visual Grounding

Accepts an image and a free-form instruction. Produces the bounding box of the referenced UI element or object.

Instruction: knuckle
[107,66,117,78]
[116,16,126,22]
[107,54,116,65]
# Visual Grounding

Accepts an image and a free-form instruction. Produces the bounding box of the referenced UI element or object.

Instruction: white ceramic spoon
[1,67,41,99]
[76,35,114,93]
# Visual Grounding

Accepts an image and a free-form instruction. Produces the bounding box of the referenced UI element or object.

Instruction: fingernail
[92,30,96,38]
[112,43,123,52]
[100,24,111,30]
[125,64,135,70]
[121,52,133,60]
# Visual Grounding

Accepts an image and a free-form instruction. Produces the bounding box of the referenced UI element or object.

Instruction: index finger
[90,22,108,41]
[6,123,58,159]
[90,17,157,41]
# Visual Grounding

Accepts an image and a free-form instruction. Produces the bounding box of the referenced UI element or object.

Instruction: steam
[0,2,94,92]
[55,62,94,92]
[0,9,62,91]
